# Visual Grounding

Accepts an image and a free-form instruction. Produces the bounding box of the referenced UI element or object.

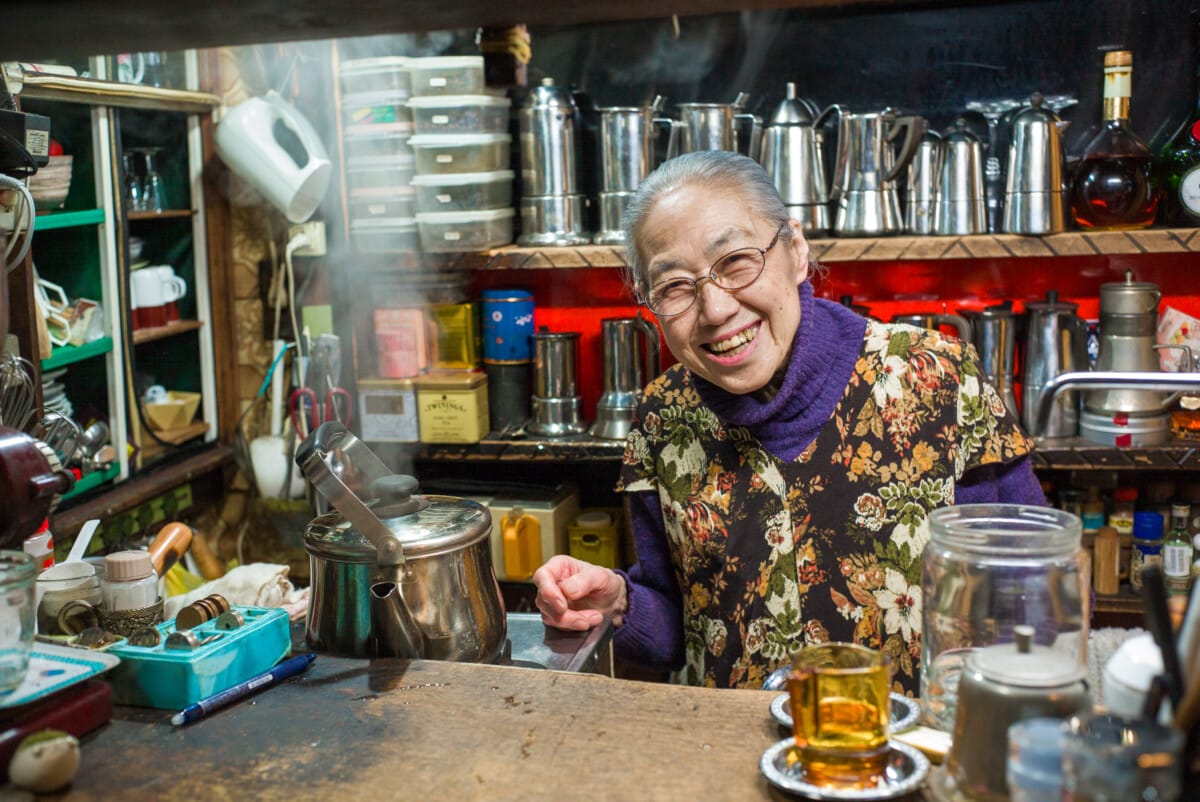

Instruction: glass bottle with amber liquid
[1157,14,1200,226]
[1070,50,1160,229]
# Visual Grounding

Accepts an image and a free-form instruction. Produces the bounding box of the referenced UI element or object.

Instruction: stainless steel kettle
[591,316,661,440]
[831,108,925,236]
[1003,93,1069,235]
[296,422,507,662]
[935,118,986,235]
[906,128,943,234]
[961,302,1020,422]
[1023,291,1089,438]
[666,92,762,160]
[758,83,831,235]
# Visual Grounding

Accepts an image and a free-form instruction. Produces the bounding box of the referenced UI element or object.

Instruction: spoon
[38,519,101,584]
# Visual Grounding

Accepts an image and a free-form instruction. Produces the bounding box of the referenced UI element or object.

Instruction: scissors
[289,383,352,434]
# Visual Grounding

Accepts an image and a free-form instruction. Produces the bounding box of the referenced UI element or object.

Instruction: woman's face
[638,182,810,395]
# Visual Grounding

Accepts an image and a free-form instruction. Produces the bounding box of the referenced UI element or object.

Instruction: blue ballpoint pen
[170,652,316,726]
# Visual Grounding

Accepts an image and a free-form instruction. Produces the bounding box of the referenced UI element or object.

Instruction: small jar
[101,551,158,612]
[1130,511,1164,592]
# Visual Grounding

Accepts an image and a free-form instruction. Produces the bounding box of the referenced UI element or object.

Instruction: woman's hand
[532,555,627,631]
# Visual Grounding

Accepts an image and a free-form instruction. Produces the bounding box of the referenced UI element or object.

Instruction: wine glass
[122,151,143,212]
[965,98,1023,233]
[133,147,166,213]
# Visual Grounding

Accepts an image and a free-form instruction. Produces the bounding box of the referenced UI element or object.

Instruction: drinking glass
[122,151,143,212]
[0,551,37,695]
[787,642,891,787]
[141,148,166,213]
[1062,713,1181,802]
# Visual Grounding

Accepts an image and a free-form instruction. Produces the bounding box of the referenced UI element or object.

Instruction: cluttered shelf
[462,227,1200,270]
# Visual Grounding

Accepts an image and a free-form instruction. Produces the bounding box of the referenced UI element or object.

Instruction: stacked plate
[42,368,73,419]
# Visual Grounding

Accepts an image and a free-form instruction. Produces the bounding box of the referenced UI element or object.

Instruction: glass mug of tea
[787,642,891,787]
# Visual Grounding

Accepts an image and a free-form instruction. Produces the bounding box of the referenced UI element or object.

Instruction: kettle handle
[884,115,927,182]
[296,421,406,565]
[262,89,328,172]
[1155,344,1195,407]
[634,313,662,384]
[934,313,973,343]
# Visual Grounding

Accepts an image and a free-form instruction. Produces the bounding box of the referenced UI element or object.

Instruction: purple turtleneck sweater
[613,282,1047,672]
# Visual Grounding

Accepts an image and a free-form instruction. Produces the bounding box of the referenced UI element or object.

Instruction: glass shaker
[920,504,1089,731]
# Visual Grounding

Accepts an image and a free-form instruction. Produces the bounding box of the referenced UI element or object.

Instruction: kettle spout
[371,580,425,659]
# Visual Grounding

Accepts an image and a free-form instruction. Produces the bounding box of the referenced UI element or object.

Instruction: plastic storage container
[407,56,486,97]
[342,89,411,128]
[344,125,412,160]
[408,95,511,135]
[412,170,513,213]
[340,56,409,94]
[409,134,511,175]
[345,154,415,194]
[920,504,1088,733]
[350,217,420,254]
[350,187,416,222]
[416,208,514,252]
[107,606,290,709]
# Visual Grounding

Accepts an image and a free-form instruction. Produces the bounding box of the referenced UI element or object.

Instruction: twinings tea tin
[415,371,489,443]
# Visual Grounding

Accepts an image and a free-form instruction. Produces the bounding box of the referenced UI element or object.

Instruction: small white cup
[148,265,187,321]
[130,268,167,329]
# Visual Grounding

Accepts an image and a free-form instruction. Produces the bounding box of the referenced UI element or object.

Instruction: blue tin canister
[481,289,535,363]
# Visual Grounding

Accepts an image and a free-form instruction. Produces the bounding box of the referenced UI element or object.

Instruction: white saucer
[760,738,930,800]
[771,693,920,734]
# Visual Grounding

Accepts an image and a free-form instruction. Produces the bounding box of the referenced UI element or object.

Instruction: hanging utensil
[0,353,36,431]
[31,412,82,466]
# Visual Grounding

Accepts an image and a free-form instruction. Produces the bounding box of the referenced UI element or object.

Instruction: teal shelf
[41,336,113,371]
[34,209,106,231]
[61,463,120,502]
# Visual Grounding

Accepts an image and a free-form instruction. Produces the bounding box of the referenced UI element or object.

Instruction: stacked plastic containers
[341,57,419,255]
[407,56,515,252]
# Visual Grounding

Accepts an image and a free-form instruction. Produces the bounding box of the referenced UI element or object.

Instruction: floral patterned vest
[617,321,1033,692]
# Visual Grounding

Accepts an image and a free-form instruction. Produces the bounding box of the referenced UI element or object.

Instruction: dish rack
[107,605,291,709]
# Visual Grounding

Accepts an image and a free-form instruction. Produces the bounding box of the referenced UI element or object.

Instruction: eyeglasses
[641,223,787,318]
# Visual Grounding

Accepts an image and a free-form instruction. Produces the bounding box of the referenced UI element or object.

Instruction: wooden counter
[57,656,803,802]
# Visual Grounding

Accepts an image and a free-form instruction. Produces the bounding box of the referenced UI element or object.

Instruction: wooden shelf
[467,228,1200,269]
[17,74,220,114]
[41,336,113,371]
[128,209,195,221]
[132,319,204,345]
[35,209,106,231]
[143,420,209,446]
[61,463,121,502]
[419,432,627,462]
[1032,438,1200,471]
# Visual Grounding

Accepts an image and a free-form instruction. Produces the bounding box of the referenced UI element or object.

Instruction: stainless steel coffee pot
[936,118,987,235]
[831,108,925,236]
[296,423,506,661]
[1087,273,1192,416]
[591,316,661,440]
[518,77,589,246]
[1023,291,1089,438]
[891,312,972,342]
[961,302,1020,422]
[666,92,762,160]
[1003,93,1069,235]
[906,128,943,234]
[758,83,831,235]
[529,330,587,436]
[594,96,663,245]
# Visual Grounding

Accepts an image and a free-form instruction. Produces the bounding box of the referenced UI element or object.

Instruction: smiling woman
[532,151,1048,694]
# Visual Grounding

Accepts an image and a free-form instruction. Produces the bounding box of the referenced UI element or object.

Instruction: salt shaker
[101,551,158,612]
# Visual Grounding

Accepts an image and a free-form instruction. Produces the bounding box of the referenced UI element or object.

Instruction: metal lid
[943,117,980,145]
[767,83,815,127]
[1024,290,1079,314]
[304,488,492,563]
[104,550,154,581]
[1010,92,1062,129]
[524,77,575,109]
[1099,271,1160,315]
[968,625,1086,688]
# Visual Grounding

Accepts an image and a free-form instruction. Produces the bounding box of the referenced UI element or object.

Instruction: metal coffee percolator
[528,330,587,437]
[518,78,590,246]
[665,92,762,160]
[1003,93,1069,235]
[935,119,987,235]
[591,317,661,441]
[1022,291,1089,438]
[906,128,943,235]
[758,83,832,235]
[593,96,664,245]
[830,108,925,236]
[961,302,1020,422]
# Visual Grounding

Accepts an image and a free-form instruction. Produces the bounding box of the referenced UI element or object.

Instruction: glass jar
[920,504,1088,732]
[0,551,37,695]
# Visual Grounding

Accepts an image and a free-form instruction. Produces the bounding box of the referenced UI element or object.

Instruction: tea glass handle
[787,668,814,745]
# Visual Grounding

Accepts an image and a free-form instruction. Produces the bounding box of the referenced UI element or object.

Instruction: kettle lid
[1024,290,1079,313]
[525,76,575,108]
[1010,92,1062,127]
[768,82,815,126]
[969,625,1087,688]
[943,117,980,145]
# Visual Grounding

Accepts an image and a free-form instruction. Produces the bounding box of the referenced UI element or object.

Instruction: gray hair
[620,150,791,298]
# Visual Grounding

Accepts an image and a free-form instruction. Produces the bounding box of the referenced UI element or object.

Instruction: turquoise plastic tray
[108,606,291,709]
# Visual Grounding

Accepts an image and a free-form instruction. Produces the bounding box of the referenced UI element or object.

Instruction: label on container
[1130,543,1162,591]
[429,77,448,87]
[359,387,419,442]
[1164,543,1193,579]
[436,193,452,203]
[432,114,450,125]
[443,231,461,241]
[436,154,453,163]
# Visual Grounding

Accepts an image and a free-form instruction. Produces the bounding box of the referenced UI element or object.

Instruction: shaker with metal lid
[1003,92,1068,235]
[935,118,986,235]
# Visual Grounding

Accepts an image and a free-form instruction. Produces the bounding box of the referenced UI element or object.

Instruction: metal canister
[481,289,535,363]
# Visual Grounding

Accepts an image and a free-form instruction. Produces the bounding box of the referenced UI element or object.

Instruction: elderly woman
[533,151,1045,693]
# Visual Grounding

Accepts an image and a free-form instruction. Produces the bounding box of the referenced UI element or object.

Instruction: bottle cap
[1132,511,1164,541]
[1113,486,1139,502]
[1103,50,1132,68]
[104,550,154,581]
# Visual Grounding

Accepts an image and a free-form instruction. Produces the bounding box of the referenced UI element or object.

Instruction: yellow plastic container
[567,509,621,569]
[414,371,488,443]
